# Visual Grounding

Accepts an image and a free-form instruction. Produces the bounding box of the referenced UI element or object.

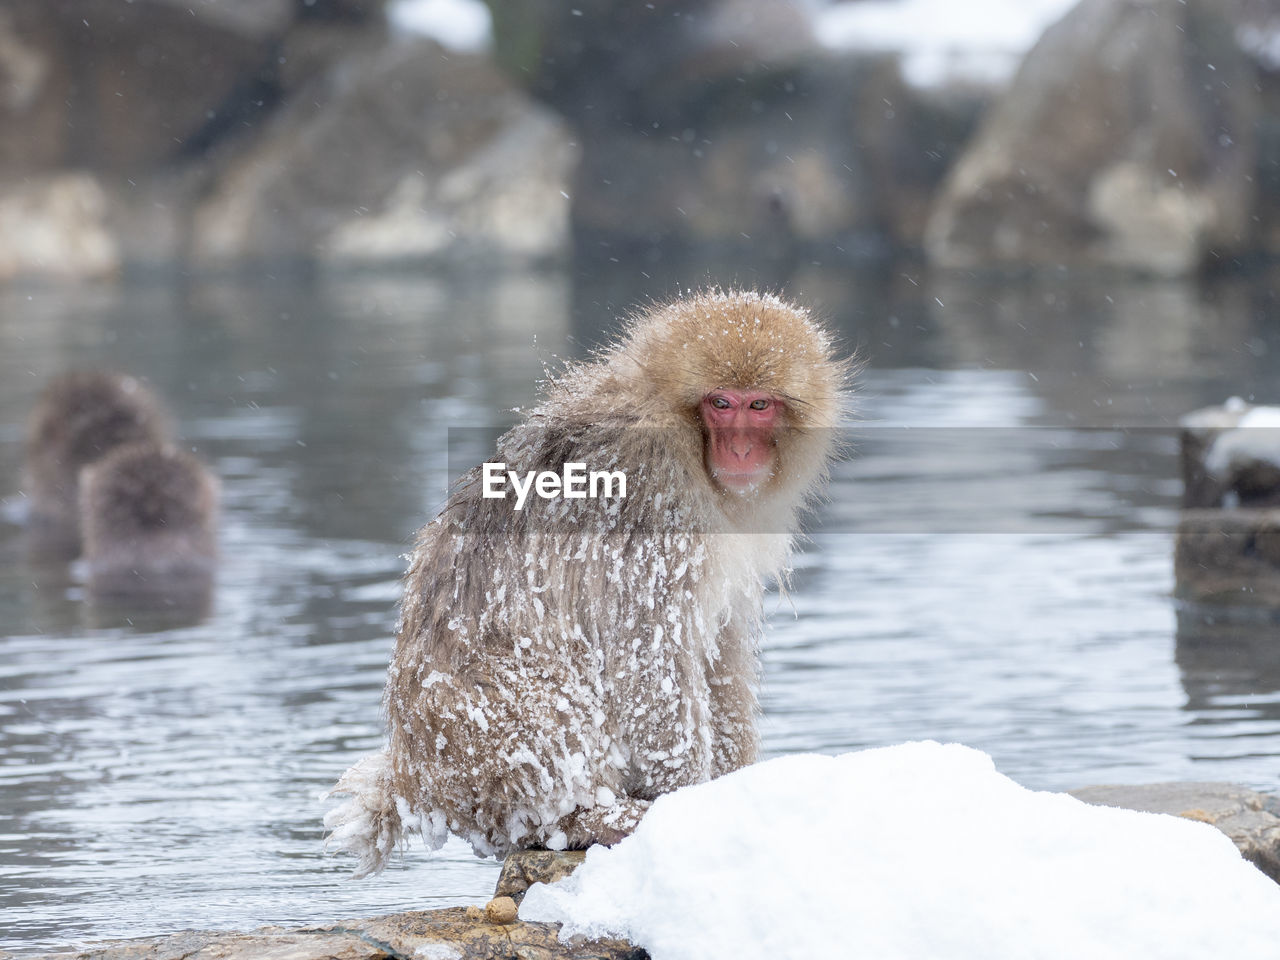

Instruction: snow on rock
[1205,405,1280,478]
[814,0,1078,88]
[520,741,1280,960]
[386,0,492,51]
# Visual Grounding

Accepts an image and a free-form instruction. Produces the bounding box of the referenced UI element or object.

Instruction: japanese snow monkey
[79,442,220,601]
[24,371,171,552]
[327,289,848,876]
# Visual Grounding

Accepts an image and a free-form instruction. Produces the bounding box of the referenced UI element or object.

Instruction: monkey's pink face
[701,389,781,494]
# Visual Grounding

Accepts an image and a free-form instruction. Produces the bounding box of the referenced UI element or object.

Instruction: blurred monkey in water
[23,371,171,554]
[23,372,217,614]
[328,289,848,875]
[80,442,219,607]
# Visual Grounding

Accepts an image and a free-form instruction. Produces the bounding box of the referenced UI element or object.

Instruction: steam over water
[2,266,1280,952]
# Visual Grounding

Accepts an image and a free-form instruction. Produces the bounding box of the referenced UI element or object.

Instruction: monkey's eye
[749,398,772,411]
[709,396,732,409]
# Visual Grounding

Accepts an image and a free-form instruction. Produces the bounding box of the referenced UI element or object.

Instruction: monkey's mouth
[711,463,774,495]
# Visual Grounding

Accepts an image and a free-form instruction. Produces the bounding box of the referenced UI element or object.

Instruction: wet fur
[328,290,848,873]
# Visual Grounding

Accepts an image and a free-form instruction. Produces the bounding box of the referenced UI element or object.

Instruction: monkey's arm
[707,617,761,777]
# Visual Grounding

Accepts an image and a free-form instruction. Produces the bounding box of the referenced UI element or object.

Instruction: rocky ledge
[11,783,1280,960]
[8,907,644,960]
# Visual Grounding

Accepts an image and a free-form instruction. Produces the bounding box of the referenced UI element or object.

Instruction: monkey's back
[384,413,768,855]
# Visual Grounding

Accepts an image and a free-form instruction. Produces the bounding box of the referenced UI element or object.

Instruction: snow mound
[521,741,1280,960]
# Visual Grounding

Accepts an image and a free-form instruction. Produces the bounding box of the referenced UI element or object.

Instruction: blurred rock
[1181,401,1280,508]
[0,166,200,280]
[568,89,871,255]
[278,21,381,92]
[1178,401,1280,609]
[0,0,296,279]
[1229,1,1280,259]
[696,0,817,65]
[490,0,979,256]
[0,10,578,276]
[147,0,295,37]
[0,174,119,281]
[294,0,388,23]
[1181,402,1250,509]
[0,0,292,176]
[0,7,71,174]
[1071,782,1280,883]
[0,0,985,277]
[486,0,719,125]
[850,66,987,253]
[191,37,577,269]
[926,0,1257,275]
[0,0,389,182]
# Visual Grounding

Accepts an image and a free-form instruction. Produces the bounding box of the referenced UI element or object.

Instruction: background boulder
[0,1,573,278]
[925,0,1257,275]
[190,37,577,269]
[485,0,981,259]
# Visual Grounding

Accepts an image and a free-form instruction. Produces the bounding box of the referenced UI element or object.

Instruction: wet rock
[190,37,577,270]
[495,849,587,904]
[25,927,386,960]
[1071,783,1280,883]
[20,909,645,960]
[926,0,1257,275]
[325,909,645,960]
